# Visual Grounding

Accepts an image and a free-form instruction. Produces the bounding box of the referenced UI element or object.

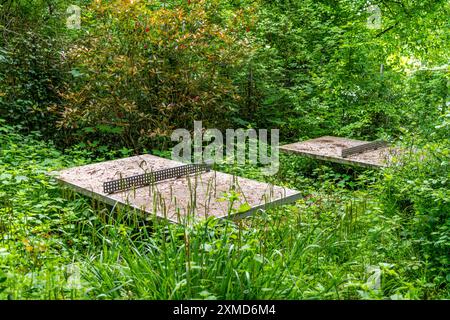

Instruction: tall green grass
[72,193,434,300]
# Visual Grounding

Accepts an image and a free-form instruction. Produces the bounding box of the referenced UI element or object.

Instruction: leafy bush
[57,0,254,150]
[0,0,70,134]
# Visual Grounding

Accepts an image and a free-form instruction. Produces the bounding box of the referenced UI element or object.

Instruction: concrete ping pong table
[51,154,301,224]
[280,136,400,168]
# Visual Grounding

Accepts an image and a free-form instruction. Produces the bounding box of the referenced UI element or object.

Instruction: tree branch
[375,21,399,38]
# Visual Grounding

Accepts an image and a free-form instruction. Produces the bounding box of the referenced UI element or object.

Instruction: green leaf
[69,69,83,78]
[237,202,251,213]
[0,271,6,284]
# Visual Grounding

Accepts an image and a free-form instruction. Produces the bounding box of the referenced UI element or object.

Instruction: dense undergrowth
[0,0,449,300]
[0,123,447,300]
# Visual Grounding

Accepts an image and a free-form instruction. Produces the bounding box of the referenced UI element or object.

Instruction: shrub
[58,0,255,151]
[0,0,70,135]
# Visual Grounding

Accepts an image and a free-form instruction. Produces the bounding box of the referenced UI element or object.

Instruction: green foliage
[57,0,254,150]
[0,0,449,301]
[239,0,449,141]
[0,0,71,134]
[1,0,448,147]
[1,124,448,300]
[380,115,450,284]
[0,122,85,298]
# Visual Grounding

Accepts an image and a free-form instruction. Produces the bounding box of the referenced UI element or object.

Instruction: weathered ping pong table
[280,136,399,168]
[51,154,301,223]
